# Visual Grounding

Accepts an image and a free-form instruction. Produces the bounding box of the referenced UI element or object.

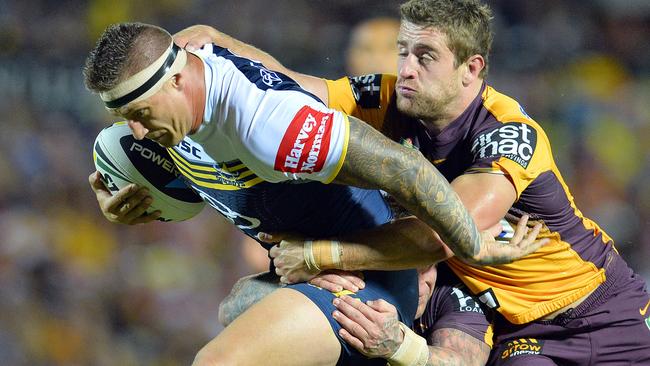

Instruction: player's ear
[462,54,485,85]
[170,73,182,90]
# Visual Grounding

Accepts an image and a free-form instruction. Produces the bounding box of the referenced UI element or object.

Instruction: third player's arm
[174,25,329,103]
[332,116,484,263]
[425,328,490,366]
[337,216,454,270]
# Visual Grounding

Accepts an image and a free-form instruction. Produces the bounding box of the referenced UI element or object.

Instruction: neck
[421,80,483,134]
[186,53,206,134]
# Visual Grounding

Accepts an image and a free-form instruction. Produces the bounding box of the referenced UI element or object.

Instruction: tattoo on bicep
[427,328,490,366]
[334,116,480,260]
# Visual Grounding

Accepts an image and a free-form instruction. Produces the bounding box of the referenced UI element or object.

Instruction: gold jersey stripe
[168,149,217,172]
[171,154,256,181]
[168,151,264,190]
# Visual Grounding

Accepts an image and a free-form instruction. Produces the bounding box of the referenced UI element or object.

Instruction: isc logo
[178,140,202,159]
[471,123,537,168]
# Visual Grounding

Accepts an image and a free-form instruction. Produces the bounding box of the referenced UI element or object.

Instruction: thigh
[195,288,341,366]
[588,278,650,364]
[490,277,650,366]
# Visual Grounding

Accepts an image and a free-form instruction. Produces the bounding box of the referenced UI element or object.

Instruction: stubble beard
[396,81,460,124]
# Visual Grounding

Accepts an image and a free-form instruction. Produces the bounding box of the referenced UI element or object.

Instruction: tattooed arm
[426,328,490,366]
[332,116,480,264]
[217,271,280,326]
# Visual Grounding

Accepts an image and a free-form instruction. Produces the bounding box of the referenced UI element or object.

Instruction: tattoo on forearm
[335,117,481,261]
[426,328,490,366]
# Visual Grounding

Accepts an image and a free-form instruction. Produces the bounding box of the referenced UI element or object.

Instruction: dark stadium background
[0,0,648,364]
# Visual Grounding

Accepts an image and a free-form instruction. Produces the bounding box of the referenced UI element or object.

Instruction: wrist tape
[303,240,342,272]
[387,323,430,366]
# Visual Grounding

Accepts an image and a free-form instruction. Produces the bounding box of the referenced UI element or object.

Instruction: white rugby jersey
[187,44,349,184]
[165,44,391,242]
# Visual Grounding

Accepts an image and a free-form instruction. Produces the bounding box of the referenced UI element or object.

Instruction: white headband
[100,40,187,109]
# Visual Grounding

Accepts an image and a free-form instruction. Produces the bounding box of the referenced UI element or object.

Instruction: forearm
[424,346,471,366]
[426,328,489,366]
[335,217,453,271]
[386,324,487,366]
[334,116,482,262]
[203,27,289,73]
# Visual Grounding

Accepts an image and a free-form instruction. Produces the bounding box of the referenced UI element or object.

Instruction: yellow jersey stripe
[168,149,218,172]
[325,114,350,184]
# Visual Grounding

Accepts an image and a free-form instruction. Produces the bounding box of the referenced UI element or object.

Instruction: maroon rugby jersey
[326,74,620,324]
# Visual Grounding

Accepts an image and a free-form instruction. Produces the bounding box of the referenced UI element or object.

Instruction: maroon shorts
[488,253,650,365]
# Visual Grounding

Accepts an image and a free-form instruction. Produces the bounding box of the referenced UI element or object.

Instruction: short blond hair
[400,0,493,78]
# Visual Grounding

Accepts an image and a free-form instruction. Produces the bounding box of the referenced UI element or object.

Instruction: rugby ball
[93,122,205,222]
[495,218,516,243]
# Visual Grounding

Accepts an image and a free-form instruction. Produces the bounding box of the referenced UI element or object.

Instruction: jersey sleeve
[467,89,554,198]
[228,89,349,184]
[325,74,396,130]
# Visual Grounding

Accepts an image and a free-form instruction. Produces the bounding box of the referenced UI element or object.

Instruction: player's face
[117,77,193,148]
[416,264,437,318]
[346,19,400,75]
[395,21,463,122]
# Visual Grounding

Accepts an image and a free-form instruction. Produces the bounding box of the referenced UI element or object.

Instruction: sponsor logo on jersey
[258,66,282,87]
[349,74,382,108]
[476,288,500,310]
[471,122,537,169]
[450,286,484,314]
[501,338,545,359]
[275,105,334,174]
[193,186,261,230]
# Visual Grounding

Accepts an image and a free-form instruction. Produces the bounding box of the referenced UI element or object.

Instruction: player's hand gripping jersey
[327,74,622,324]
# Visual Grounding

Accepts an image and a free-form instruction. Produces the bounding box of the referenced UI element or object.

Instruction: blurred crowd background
[0,0,648,364]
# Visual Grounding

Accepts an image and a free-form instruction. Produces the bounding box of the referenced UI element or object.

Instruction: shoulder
[469,86,553,170]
